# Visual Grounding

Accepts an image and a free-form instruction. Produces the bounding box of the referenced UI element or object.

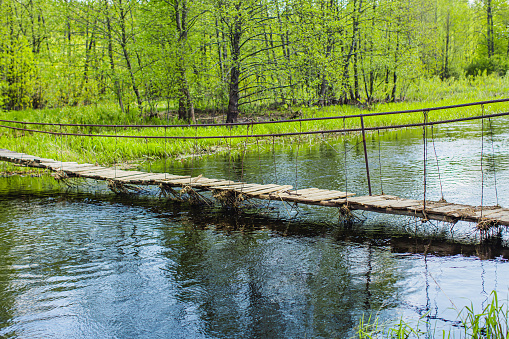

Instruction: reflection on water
[1,119,509,338]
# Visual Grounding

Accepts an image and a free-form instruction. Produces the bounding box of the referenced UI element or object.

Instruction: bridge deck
[1,148,508,227]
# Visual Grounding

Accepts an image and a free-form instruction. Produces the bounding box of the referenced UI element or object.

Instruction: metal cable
[2,98,508,129]
[3,111,509,140]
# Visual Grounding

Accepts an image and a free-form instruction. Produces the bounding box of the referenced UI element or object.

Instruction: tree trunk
[442,11,450,80]
[487,0,494,58]
[118,0,143,116]
[227,6,241,124]
[175,0,195,123]
[105,0,125,115]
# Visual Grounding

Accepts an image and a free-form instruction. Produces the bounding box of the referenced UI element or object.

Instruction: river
[0,118,508,338]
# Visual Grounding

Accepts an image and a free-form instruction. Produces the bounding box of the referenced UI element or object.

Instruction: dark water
[1,119,509,338]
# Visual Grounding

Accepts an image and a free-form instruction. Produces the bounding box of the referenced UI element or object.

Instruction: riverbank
[1,76,509,165]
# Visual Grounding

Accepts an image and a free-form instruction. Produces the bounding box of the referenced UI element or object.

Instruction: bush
[466,55,509,77]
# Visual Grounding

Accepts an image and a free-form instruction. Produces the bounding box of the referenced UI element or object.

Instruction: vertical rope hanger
[294,121,302,192]
[114,125,118,179]
[59,123,63,171]
[272,135,277,185]
[256,128,263,185]
[343,118,348,204]
[164,116,168,180]
[239,123,249,190]
[145,137,151,173]
[190,125,198,185]
[423,110,428,214]
[488,117,499,207]
[431,126,444,202]
[480,105,485,218]
[227,126,232,185]
[377,130,384,195]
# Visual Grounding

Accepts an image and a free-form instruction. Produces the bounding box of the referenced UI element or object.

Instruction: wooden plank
[230,184,263,192]
[163,176,209,185]
[68,166,110,173]
[79,170,122,179]
[276,190,350,203]
[176,178,224,188]
[211,183,259,191]
[299,189,354,199]
[212,183,250,190]
[384,199,422,209]
[48,164,98,171]
[122,173,183,183]
[101,170,148,179]
[297,192,355,203]
[235,184,280,194]
[251,185,294,198]
[348,196,408,209]
[284,188,321,195]
[320,199,347,206]
[121,173,188,183]
[473,208,507,219]
[190,180,236,187]
[347,195,393,204]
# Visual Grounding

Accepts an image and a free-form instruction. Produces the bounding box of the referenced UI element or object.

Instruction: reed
[354,291,509,338]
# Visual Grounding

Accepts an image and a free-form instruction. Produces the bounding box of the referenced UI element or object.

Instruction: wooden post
[360,116,372,196]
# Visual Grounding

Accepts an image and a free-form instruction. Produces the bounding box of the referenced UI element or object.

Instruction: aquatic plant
[354,291,509,338]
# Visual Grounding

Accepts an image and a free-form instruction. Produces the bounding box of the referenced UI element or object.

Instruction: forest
[0,0,508,123]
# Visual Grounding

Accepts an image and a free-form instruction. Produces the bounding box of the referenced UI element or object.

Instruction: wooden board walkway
[1,148,508,227]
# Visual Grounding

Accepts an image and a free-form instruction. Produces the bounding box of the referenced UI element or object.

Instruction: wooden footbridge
[2,99,509,229]
[2,148,508,228]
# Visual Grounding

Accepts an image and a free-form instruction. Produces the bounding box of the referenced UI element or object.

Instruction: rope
[145,137,151,173]
[295,121,302,192]
[191,126,197,184]
[115,125,118,179]
[431,126,444,202]
[59,124,63,171]
[256,130,263,184]
[377,130,384,195]
[240,124,249,185]
[164,124,167,180]
[423,110,428,214]
[488,117,499,206]
[343,118,348,204]
[481,105,485,218]
[227,127,232,185]
[272,136,277,185]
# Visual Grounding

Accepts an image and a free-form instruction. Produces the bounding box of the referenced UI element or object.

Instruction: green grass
[355,291,509,338]
[1,75,508,165]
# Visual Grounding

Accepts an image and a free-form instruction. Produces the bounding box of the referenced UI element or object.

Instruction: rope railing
[1,110,509,139]
[1,98,509,129]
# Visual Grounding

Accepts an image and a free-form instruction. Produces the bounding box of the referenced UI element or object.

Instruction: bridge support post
[360,116,372,196]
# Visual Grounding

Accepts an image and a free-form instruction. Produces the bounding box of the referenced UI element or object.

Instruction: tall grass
[1,75,508,164]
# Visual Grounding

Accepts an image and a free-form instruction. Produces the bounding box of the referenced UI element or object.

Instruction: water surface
[1,118,509,338]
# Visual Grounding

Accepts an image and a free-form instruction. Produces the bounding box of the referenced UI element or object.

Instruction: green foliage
[466,56,509,77]
[0,0,507,118]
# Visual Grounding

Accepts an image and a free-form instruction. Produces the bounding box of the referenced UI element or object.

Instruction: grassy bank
[1,76,509,165]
